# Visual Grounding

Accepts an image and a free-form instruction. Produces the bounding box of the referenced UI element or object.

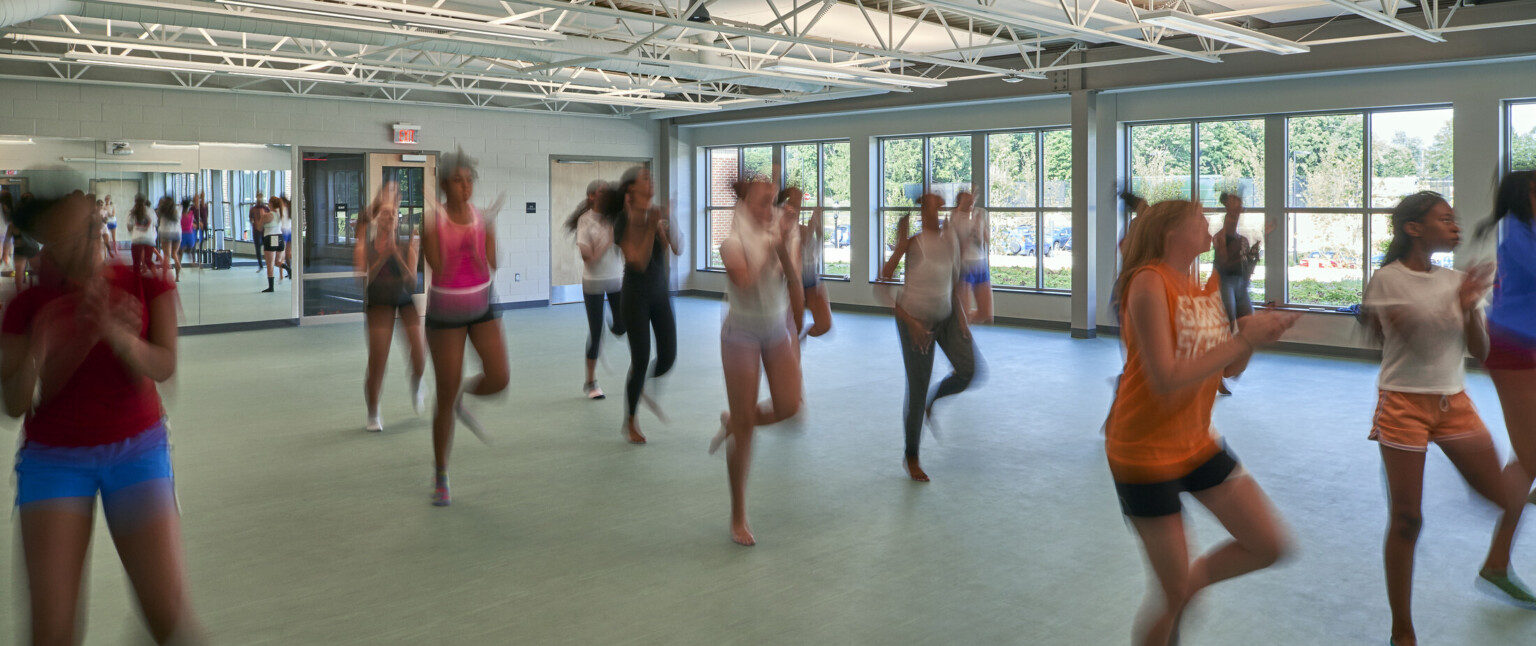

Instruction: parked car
[833,224,850,248]
[1001,226,1038,257]
[1051,227,1072,251]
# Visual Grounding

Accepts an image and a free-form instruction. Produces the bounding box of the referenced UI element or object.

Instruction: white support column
[850,133,873,285]
[1070,89,1099,338]
[1263,115,1287,305]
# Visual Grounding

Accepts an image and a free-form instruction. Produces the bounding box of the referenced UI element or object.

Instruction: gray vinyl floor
[1,297,1533,645]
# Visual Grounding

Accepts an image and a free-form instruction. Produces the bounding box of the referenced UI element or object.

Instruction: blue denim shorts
[14,421,174,507]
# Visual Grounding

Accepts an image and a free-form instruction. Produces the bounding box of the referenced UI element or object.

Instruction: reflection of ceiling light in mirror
[62,158,182,165]
[203,143,274,148]
[152,142,200,150]
[0,138,34,145]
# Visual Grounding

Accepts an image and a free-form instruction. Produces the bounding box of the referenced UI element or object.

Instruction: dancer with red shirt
[1,193,203,644]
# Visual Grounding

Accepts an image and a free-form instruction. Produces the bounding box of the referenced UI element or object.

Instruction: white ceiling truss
[0,0,1529,118]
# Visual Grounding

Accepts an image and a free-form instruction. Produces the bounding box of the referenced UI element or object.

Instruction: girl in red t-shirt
[0,193,202,644]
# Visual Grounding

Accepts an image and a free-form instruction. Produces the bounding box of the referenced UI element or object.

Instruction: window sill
[991,286,1071,296]
[819,275,852,282]
[697,267,726,273]
[1265,304,1359,316]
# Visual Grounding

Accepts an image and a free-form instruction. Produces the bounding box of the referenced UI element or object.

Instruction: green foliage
[1043,130,1072,207]
[1198,120,1265,204]
[823,142,851,207]
[882,138,923,207]
[987,132,1037,208]
[929,135,971,189]
[784,144,819,202]
[1288,114,1364,208]
[742,146,772,179]
[990,266,1071,290]
[1288,278,1362,307]
[1512,129,1536,171]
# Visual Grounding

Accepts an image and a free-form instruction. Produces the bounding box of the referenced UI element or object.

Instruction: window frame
[1507,98,1536,174]
[701,139,851,278]
[981,127,1073,293]
[1123,104,1453,310]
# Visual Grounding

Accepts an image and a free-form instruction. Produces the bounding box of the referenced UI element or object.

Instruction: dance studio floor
[2,297,1533,644]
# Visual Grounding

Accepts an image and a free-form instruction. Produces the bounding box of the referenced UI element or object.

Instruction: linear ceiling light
[63,158,184,165]
[1140,10,1310,55]
[0,138,34,145]
[152,142,201,150]
[66,52,355,82]
[214,0,390,23]
[768,60,948,89]
[1319,0,1445,43]
[214,0,562,42]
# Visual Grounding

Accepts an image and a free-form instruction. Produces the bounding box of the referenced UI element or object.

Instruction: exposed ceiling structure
[0,0,1528,118]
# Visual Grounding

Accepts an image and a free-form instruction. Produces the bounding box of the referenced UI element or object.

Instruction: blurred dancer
[355,182,426,433]
[1363,192,1535,646]
[249,194,269,274]
[1212,193,1259,395]
[103,193,119,256]
[949,191,993,323]
[1106,199,1298,646]
[422,149,508,506]
[179,198,198,270]
[566,179,625,399]
[1479,170,1536,596]
[1,193,202,645]
[156,196,182,281]
[880,194,977,482]
[778,188,832,338]
[279,195,293,279]
[711,178,803,546]
[605,167,680,444]
[129,196,158,275]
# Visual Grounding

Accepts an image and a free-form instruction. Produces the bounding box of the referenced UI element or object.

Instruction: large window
[983,129,1072,290]
[703,142,850,276]
[1128,119,1265,303]
[879,135,970,279]
[1286,107,1452,307]
[1511,101,1536,171]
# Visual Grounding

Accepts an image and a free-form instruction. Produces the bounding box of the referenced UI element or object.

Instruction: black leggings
[896,312,979,457]
[621,286,677,416]
[584,290,625,360]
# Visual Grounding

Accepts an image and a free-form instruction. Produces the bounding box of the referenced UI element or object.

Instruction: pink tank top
[435,206,491,289]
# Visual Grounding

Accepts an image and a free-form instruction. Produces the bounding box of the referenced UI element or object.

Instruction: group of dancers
[4,145,1536,644]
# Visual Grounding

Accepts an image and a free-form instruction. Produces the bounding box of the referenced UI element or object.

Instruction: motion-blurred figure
[566,179,625,399]
[1,193,202,645]
[949,190,992,323]
[778,187,832,338]
[355,181,426,433]
[605,167,680,445]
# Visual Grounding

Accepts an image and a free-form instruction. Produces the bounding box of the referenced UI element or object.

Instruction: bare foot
[709,411,729,455]
[623,419,647,444]
[904,456,929,482]
[731,521,755,546]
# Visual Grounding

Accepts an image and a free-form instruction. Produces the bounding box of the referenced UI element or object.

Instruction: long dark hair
[601,166,649,240]
[1478,170,1535,240]
[563,179,610,234]
[1379,191,1447,268]
[155,195,176,222]
[131,196,152,226]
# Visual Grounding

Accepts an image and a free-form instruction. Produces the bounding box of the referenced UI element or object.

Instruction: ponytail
[1479,170,1536,240]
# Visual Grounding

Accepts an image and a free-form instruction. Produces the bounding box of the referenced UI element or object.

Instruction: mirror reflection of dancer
[1362,192,1536,646]
[880,194,978,482]
[1,193,202,645]
[949,191,993,323]
[275,195,293,280]
[710,178,803,546]
[129,196,159,275]
[422,150,509,506]
[248,194,269,275]
[261,196,285,292]
[605,167,680,445]
[778,188,832,338]
[567,180,625,399]
[1477,170,1536,605]
[11,192,42,289]
[356,182,427,433]
[103,194,119,256]
[1106,199,1299,646]
[179,198,198,273]
[156,196,183,282]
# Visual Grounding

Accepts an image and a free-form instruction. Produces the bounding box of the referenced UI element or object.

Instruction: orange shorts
[1369,390,1489,452]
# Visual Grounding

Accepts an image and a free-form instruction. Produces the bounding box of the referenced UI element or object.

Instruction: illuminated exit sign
[392,123,421,145]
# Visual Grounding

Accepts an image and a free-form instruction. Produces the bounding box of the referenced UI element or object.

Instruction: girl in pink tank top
[422,149,510,508]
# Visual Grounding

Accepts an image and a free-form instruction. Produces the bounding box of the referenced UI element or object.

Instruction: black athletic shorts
[1114,446,1240,518]
[424,308,497,330]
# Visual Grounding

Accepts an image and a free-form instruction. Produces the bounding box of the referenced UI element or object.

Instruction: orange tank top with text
[1105,263,1230,483]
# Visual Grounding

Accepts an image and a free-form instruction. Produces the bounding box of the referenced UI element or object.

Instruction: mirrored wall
[0,137,295,327]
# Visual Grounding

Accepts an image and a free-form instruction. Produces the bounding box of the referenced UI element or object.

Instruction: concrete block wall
[0,79,659,306]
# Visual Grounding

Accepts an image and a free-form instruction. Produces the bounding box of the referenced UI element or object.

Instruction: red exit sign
[392,123,420,145]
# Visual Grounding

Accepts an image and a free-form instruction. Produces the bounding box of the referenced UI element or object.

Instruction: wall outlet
[515,273,521,282]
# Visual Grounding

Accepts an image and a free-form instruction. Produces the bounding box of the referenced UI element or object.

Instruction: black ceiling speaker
[686,6,711,22]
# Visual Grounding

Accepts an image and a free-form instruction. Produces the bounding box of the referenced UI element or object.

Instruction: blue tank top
[1490,215,1536,344]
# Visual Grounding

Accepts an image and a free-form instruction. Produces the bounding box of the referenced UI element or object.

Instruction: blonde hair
[1114,199,1200,307]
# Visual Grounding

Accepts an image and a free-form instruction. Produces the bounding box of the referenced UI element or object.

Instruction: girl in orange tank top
[1107,200,1299,646]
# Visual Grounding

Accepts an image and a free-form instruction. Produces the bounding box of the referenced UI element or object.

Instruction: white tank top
[950,208,986,263]
[264,210,282,236]
[131,219,157,245]
[724,209,789,331]
[900,230,958,324]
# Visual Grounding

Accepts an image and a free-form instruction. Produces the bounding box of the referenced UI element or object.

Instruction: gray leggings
[896,313,978,458]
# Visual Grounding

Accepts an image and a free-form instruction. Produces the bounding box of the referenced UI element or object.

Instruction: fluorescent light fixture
[152,142,200,150]
[1320,0,1444,43]
[66,52,354,82]
[0,138,34,145]
[62,158,183,165]
[214,0,391,23]
[549,91,721,111]
[402,22,547,42]
[767,63,857,80]
[1140,10,1310,55]
[769,59,948,89]
[203,143,274,149]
